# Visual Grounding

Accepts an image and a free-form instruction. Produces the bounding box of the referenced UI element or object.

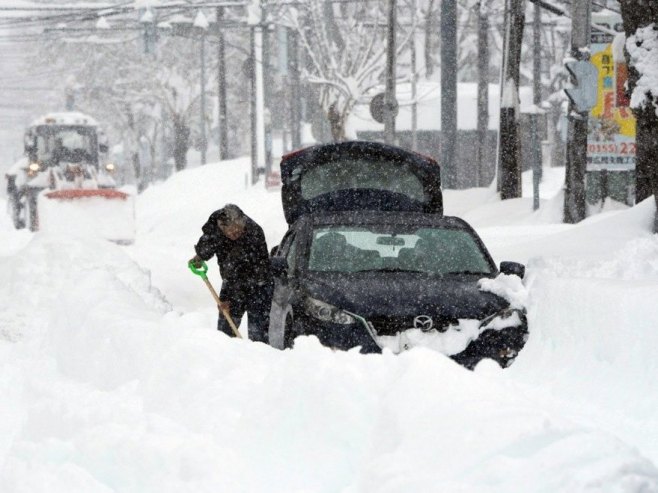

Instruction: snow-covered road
[1,159,657,492]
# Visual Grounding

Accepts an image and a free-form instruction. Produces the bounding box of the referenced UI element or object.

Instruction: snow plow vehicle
[5,112,135,244]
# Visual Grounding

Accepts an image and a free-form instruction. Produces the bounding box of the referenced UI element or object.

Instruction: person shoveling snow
[189,204,274,343]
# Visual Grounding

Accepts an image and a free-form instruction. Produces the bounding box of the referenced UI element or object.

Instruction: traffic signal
[565,60,598,113]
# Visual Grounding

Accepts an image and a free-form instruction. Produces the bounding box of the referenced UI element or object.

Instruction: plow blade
[38,188,135,244]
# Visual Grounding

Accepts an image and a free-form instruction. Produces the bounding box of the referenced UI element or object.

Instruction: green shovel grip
[188,259,209,280]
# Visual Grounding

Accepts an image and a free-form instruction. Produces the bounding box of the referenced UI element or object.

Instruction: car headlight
[105,163,116,172]
[479,308,525,331]
[304,297,355,325]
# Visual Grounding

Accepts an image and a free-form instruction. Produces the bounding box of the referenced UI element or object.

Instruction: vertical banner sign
[587,12,636,171]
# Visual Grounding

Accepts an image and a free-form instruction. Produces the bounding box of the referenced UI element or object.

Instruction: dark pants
[217,281,274,343]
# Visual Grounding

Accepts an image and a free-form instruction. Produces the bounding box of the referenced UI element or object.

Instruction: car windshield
[35,125,97,164]
[299,158,427,202]
[307,224,493,275]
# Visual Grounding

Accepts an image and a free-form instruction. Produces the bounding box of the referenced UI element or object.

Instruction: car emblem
[413,315,434,332]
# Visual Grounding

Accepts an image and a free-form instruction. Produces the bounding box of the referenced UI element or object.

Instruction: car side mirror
[500,261,525,279]
[271,256,288,277]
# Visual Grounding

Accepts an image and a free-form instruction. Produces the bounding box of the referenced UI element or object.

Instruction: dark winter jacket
[194,211,273,301]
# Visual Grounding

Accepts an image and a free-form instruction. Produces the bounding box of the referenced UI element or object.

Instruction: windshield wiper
[354,268,425,273]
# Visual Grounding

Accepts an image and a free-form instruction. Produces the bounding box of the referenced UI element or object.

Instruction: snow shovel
[188,260,242,338]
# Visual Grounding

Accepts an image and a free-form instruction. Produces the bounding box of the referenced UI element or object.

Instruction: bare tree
[283,0,415,141]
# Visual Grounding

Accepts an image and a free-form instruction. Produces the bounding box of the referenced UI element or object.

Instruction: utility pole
[410,0,418,151]
[200,34,207,165]
[476,0,489,187]
[247,0,265,183]
[531,3,543,210]
[441,0,458,187]
[533,5,541,105]
[254,16,265,180]
[216,6,228,161]
[497,0,526,199]
[194,11,209,165]
[563,0,592,223]
[65,76,76,111]
[140,7,157,56]
[384,0,397,145]
[249,28,257,181]
[263,27,273,176]
[288,27,302,149]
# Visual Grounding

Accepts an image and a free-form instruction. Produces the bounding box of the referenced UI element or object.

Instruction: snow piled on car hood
[375,319,483,355]
[478,273,528,309]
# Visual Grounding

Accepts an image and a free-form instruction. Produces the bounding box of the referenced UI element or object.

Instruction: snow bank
[0,198,31,257]
[1,229,656,492]
[2,157,658,491]
[505,199,658,465]
[497,197,656,264]
[130,157,286,313]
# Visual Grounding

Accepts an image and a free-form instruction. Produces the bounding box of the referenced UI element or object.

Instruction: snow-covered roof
[349,82,534,133]
[30,112,99,128]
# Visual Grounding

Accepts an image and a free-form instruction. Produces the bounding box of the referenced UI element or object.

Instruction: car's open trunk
[280,141,443,225]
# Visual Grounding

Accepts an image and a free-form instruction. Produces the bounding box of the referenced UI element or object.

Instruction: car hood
[302,272,508,321]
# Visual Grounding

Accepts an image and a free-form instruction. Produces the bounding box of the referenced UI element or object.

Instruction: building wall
[356,129,498,189]
[357,117,541,190]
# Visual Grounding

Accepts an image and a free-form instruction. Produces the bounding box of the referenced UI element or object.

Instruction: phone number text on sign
[587,142,636,155]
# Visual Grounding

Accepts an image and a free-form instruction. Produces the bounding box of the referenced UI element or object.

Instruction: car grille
[367,315,459,336]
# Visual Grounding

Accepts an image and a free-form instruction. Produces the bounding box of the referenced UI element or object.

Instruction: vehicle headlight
[479,308,525,331]
[304,297,355,325]
[27,162,41,175]
[105,163,116,172]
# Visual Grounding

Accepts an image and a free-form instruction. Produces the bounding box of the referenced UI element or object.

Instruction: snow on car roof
[30,112,99,127]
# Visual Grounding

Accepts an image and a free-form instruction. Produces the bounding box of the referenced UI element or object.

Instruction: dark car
[269,141,527,369]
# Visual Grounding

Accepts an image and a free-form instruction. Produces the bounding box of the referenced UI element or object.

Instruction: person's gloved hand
[189,255,203,268]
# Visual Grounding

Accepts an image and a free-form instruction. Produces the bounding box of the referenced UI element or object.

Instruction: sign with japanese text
[587,13,636,172]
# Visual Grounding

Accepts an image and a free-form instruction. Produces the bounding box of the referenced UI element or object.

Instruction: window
[277,231,298,275]
[307,225,492,275]
[35,126,96,164]
[286,235,298,274]
[300,158,427,202]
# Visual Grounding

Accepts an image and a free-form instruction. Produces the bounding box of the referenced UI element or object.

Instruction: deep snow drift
[1,158,658,492]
